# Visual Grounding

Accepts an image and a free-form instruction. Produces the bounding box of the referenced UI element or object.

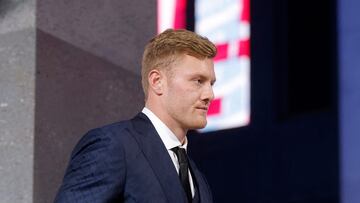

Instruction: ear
[148,69,164,95]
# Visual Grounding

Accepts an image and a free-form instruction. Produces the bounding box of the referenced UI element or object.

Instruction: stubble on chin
[192,117,208,129]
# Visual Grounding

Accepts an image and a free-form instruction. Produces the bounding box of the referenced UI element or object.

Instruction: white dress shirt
[142,107,195,197]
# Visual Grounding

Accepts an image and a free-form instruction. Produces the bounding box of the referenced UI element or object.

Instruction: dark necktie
[171,147,192,202]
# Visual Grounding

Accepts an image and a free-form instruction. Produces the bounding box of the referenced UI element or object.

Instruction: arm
[54,128,126,203]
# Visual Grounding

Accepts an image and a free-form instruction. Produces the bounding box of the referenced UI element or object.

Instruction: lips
[196,106,208,111]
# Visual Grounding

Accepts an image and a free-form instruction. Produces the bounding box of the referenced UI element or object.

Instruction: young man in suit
[54,29,217,203]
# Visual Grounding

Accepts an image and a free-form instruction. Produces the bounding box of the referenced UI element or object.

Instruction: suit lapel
[130,113,187,203]
[188,158,213,203]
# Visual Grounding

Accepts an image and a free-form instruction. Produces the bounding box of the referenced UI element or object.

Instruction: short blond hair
[141,29,217,99]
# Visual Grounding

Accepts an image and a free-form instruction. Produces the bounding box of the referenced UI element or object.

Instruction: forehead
[171,55,215,79]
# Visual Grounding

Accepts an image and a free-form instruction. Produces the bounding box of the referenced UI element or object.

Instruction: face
[161,55,216,131]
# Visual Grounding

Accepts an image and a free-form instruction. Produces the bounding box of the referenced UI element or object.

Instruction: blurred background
[0,0,359,202]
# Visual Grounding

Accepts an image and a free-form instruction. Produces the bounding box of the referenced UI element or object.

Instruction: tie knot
[171,147,188,164]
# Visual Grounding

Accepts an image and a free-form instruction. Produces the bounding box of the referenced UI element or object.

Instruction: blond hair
[141,29,217,99]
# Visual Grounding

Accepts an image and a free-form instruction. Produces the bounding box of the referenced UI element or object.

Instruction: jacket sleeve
[54,128,126,203]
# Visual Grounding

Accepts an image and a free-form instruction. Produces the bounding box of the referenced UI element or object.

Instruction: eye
[194,79,203,85]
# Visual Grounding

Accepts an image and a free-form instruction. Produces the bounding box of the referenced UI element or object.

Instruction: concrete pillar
[0,0,36,202]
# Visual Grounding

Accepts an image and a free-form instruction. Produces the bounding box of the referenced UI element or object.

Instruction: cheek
[167,82,200,107]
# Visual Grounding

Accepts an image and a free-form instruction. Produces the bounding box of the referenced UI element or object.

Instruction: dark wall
[189,0,339,202]
[34,1,156,202]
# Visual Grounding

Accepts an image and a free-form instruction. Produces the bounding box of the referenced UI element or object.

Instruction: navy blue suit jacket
[54,113,213,203]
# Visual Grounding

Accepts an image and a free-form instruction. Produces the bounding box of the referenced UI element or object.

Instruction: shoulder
[70,121,129,157]
[55,119,139,201]
[71,113,151,159]
[77,112,149,144]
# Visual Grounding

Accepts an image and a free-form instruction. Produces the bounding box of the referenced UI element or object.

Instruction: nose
[201,84,215,103]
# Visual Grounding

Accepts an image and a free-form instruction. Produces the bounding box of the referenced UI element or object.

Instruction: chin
[191,120,207,129]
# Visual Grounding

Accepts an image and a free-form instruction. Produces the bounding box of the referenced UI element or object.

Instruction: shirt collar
[142,107,187,150]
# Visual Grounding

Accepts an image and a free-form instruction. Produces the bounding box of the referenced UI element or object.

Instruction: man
[54,29,217,203]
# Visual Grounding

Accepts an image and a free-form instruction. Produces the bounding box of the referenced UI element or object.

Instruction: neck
[145,102,187,144]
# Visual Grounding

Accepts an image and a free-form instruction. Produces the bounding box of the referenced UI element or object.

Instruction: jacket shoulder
[70,120,132,157]
[54,119,136,202]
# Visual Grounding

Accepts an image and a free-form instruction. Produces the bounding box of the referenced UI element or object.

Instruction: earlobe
[148,69,163,95]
